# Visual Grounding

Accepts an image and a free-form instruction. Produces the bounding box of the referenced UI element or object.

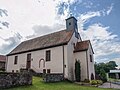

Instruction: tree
[106,61,118,71]
[99,69,107,82]
[75,60,81,82]
[94,61,118,82]
[95,61,118,73]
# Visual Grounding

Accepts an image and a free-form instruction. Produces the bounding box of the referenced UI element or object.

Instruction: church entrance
[26,53,31,69]
[75,60,81,82]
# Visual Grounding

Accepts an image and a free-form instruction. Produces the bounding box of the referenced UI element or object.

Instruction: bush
[96,80,103,85]
[90,80,97,85]
[90,80,103,85]
[84,79,90,83]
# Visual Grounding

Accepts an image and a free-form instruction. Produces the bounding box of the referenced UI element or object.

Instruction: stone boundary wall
[43,73,63,82]
[0,70,32,89]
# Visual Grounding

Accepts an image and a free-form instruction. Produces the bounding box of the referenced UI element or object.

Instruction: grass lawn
[6,77,113,90]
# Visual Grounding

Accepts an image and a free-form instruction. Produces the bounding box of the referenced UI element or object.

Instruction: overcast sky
[0,0,120,68]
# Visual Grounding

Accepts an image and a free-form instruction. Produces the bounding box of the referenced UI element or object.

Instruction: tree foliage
[99,69,107,82]
[95,61,118,74]
[95,61,118,82]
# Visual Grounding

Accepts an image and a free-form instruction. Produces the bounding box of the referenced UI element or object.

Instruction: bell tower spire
[66,16,80,39]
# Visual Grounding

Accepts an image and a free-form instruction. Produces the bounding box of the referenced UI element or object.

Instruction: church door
[75,60,81,82]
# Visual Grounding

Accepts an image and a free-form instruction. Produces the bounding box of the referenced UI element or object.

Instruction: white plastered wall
[87,44,95,80]
[6,46,66,74]
[66,32,79,81]
[74,51,88,81]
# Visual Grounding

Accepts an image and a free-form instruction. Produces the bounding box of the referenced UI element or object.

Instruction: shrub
[90,80,103,85]
[96,80,103,85]
[90,80,97,85]
[84,79,90,83]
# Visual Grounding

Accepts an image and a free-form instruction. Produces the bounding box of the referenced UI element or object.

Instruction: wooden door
[26,54,31,69]
[26,61,31,69]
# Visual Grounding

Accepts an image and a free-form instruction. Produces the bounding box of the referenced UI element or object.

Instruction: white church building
[6,16,95,81]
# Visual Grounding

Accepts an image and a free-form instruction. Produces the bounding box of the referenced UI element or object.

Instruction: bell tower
[66,16,80,39]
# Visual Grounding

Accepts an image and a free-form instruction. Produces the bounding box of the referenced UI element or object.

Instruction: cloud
[0,32,22,54]
[82,1,93,9]
[80,23,120,62]
[80,11,101,23]
[26,23,65,39]
[79,3,113,24]
[0,9,8,17]
[100,4,113,16]
[0,8,9,29]
[56,0,82,19]
[76,6,119,66]
[55,0,81,5]
[106,4,113,15]
[112,58,120,68]
[77,11,102,31]
[1,21,9,28]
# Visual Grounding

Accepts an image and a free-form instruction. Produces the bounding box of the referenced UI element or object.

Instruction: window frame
[14,56,18,65]
[47,69,51,73]
[90,55,92,62]
[69,22,71,25]
[43,69,46,74]
[12,70,14,73]
[46,50,51,61]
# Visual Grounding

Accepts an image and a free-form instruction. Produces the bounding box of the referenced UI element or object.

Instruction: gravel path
[98,82,120,89]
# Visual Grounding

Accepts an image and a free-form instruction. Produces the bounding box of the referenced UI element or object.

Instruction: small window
[43,69,46,74]
[14,56,18,64]
[75,23,77,28]
[69,22,71,25]
[12,70,14,73]
[16,70,19,73]
[64,65,66,68]
[46,50,51,61]
[73,43,75,49]
[47,69,50,73]
[90,55,92,62]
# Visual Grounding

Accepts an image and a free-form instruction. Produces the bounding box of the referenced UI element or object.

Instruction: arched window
[39,58,45,68]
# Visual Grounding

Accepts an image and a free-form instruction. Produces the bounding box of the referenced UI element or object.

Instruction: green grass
[6,77,113,90]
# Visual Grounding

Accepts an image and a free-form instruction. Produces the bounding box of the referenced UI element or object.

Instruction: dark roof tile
[8,30,73,55]
[74,40,94,53]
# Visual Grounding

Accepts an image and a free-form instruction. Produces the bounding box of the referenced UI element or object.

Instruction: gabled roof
[7,30,74,56]
[0,55,6,62]
[74,40,94,53]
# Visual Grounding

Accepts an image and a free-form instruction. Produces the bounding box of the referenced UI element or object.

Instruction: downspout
[62,45,65,78]
[86,51,89,80]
